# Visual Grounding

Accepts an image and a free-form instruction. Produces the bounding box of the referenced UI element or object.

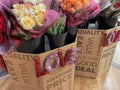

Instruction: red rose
[114,2,120,9]
[0,15,7,32]
[0,32,6,44]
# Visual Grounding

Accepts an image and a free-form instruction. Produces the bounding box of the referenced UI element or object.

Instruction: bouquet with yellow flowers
[1,0,59,53]
[12,3,46,30]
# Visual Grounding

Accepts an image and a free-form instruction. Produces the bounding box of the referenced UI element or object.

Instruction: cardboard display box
[2,43,76,90]
[75,26,120,78]
[2,25,120,90]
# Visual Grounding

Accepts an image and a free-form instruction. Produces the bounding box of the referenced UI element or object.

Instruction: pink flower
[0,0,23,7]
[114,2,120,9]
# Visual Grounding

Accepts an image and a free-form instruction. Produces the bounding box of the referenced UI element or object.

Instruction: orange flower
[75,2,83,11]
[59,0,90,13]
[69,8,75,13]
[67,3,72,8]
[82,0,90,8]
[26,3,33,9]
[61,3,67,10]
[64,0,70,4]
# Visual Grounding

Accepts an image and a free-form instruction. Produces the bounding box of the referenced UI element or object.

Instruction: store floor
[0,65,120,90]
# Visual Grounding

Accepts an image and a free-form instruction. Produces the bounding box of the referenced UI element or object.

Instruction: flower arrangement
[58,0,101,26]
[0,0,59,53]
[12,3,46,30]
[59,0,90,14]
[9,2,59,40]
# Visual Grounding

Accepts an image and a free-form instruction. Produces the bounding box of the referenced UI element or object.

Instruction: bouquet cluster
[0,0,103,54]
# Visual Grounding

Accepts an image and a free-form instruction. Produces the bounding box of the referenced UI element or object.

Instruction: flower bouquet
[59,0,101,27]
[58,0,101,44]
[1,0,59,53]
[98,0,120,29]
[47,14,67,49]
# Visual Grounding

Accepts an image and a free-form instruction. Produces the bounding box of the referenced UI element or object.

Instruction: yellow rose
[21,16,36,30]
[34,10,45,25]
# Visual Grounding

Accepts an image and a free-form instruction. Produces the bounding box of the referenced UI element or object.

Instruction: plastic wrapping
[61,0,101,26]
[0,0,23,7]
[10,2,59,39]
[0,7,9,78]
[0,6,13,55]
[0,1,59,53]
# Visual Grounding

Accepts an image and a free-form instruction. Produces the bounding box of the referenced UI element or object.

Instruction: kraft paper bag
[2,43,76,90]
[10,65,75,90]
[76,26,120,78]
